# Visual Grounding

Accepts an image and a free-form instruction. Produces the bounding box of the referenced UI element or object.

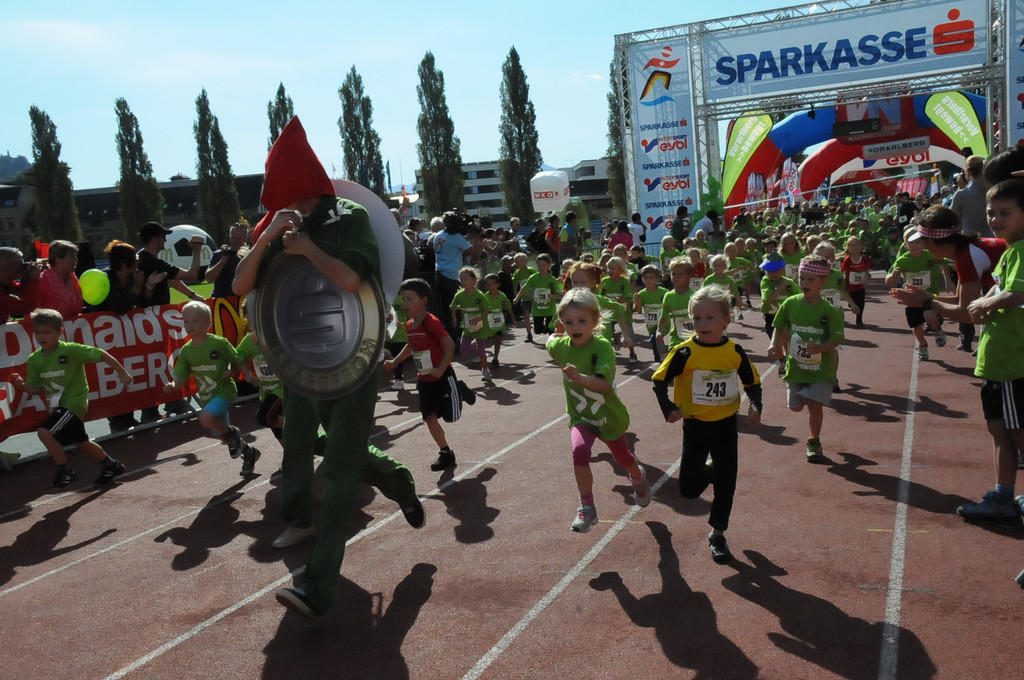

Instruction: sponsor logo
[715,9,976,85]
[644,175,692,192]
[641,134,689,153]
[640,46,681,106]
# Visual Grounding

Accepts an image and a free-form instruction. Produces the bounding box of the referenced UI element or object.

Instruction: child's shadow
[438,467,500,543]
[263,563,436,680]
[722,550,936,679]
[589,521,758,677]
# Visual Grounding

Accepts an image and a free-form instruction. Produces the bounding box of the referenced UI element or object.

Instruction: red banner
[0,297,247,440]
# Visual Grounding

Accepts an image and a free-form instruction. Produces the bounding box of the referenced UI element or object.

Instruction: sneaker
[806,438,824,462]
[96,460,126,485]
[934,327,947,347]
[526,334,534,344]
[955,340,972,353]
[0,451,19,472]
[632,469,651,508]
[709,533,732,564]
[402,497,426,529]
[571,504,599,533]
[917,344,929,360]
[490,358,500,370]
[481,368,492,381]
[628,354,638,364]
[430,449,456,471]
[241,445,261,476]
[52,467,78,488]
[226,426,243,459]
[457,381,476,406]
[271,523,316,549]
[275,587,323,620]
[391,378,404,390]
[956,491,1022,527]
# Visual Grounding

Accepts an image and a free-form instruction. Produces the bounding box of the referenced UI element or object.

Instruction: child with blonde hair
[547,288,650,533]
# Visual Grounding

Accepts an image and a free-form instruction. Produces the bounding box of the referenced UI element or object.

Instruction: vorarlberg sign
[704,0,987,101]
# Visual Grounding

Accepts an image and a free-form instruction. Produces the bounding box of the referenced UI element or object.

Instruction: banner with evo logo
[705,0,986,101]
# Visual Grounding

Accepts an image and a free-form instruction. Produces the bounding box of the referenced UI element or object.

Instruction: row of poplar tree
[26,47,630,248]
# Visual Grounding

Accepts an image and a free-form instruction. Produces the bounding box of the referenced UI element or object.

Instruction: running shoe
[709,533,732,564]
[96,460,126,485]
[957,491,1022,527]
[934,327,947,347]
[633,469,651,508]
[805,438,824,462]
[226,426,243,459]
[52,468,78,488]
[430,448,456,471]
[241,445,261,476]
[571,504,599,533]
[272,523,316,549]
[917,345,929,361]
[275,587,323,620]
[391,378,404,390]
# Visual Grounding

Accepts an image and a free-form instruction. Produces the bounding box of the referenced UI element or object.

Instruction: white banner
[1007,0,1024,145]
[628,38,698,238]
[829,147,966,183]
[704,0,988,101]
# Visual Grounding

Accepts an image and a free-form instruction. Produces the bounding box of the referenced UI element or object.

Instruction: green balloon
[80,269,110,306]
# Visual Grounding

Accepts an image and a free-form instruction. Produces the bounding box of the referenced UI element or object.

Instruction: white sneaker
[391,379,404,390]
[481,368,492,381]
[633,469,651,508]
[917,344,929,360]
[272,523,316,549]
[571,504,598,532]
[934,327,947,347]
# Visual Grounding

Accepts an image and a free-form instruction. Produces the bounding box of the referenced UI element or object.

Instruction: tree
[28,106,81,242]
[605,61,628,216]
[416,51,464,214]
[194,88,240,244]
[115,98,163,238]
[497,46,543,224]
[337,67,387,197]
[267,82,294,151]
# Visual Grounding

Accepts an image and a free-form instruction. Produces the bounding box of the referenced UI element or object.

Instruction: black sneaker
[52,467,78,488]
[240,445,261,476]
[430,449,456,471]
[402,497,426,529]
[226,426,243,459]
[275,587,323,620]
[96,460,126,485]
[490,358,500,370]
[709,533,732,564]
[457,381,476,406]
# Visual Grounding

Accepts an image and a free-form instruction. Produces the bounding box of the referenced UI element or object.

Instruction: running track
[1,279,1021,679]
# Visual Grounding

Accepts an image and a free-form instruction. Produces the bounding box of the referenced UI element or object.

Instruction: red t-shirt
[840,255,872,291]
[405,312,449,382]
[954,238,1006,289]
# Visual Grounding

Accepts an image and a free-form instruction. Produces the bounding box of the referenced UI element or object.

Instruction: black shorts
[43,407,89,446]
[904,306,925,328]
[418,368,463,422]
[980,378,1024,428]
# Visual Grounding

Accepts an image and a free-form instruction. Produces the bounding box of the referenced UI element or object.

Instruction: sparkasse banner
[704,0,988,101]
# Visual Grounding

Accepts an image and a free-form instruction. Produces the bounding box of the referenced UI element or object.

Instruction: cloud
[570,72,604,81]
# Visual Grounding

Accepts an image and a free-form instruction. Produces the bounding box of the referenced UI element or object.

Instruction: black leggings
[680,416,738,532]
[850,289,866,325]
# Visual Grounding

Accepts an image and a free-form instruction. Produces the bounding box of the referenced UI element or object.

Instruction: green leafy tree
[267,82,294,150]
[115,98,163,238]
[337,66,387,197]
[497,46,543,224]
[416,51,464,214]
[28,106,82,242]
[605,61,628,216]
[194,88,240,244]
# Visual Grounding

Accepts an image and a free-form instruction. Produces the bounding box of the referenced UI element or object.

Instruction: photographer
[433,211,484,342]
[205,223,250,299]
[0,247,41,323]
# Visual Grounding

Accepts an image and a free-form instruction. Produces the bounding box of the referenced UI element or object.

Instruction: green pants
[280,365,416,614]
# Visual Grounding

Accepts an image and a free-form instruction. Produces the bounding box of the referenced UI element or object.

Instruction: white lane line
[461,459,681,680]
[877,348,920,680]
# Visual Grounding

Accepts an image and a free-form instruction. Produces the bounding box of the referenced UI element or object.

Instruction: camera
[442,211,475,235]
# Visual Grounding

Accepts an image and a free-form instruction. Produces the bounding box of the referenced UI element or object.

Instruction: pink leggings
[571,425,637,468]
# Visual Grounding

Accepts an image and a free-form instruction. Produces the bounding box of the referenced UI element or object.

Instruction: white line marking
[877,348,920,680]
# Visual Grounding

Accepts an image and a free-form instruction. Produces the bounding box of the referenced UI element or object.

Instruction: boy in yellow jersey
[652,286,761,563]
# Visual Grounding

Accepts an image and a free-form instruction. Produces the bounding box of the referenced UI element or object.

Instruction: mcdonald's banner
[0,297,248,440]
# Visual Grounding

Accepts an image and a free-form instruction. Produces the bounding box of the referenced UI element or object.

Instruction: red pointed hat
[254,116,334,241]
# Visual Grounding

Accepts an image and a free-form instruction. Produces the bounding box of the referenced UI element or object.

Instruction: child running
[481,272,513,371]
[11,308,132,488]
[384,278,475,472]
[767,255,845,462]
[759,252,799,340]
[547,288,650,533]
[840,236,871,327]
[164,301,260,475]
[511,252,537,341]
[601,257,638,362]
[634,264,666,362]
[651,286,762,563]
[659,257,696,349]
[514,253,561,342]
[450,266,493,381]
[566,262,635,355]
[885,231,947,360]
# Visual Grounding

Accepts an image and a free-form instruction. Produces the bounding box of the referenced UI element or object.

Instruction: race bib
[643,305,661,326]
[691,369,738,406]
[730,269,744,282]
[789,334,822,367]
[849,271,866,285]
[909,271,931,290]
[534,289,550,304]
[690,277,704,291]
[253,356,277,382]
[465,312,483,332]
[785,264,799,279]
[413,349,434,373]
[673,315,694,338]
[487,311,505,328]
[822,289,842,309]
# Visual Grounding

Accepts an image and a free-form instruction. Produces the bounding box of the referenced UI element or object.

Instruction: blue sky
[3,0,780,191]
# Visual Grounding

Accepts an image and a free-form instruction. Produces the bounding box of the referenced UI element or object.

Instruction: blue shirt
[433,230,471,279]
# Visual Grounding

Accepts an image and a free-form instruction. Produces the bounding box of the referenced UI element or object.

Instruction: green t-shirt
[727,256,753,284]
[977,241,1024,382]
[760,275,800,315]
[513,266,537,292]
[173,334,240,406]
[236,333,282,400]
[889,251,942,294]
[781,251,803,279]
[703,273,739,299]
[451,288,491,339]
[773,295,845,384]
[389,293,408,343]
[821,269,847,310]
[661,288,695,347]
[659,248,682,275]
[520,272,561,316]
[482,290,513,337]
[26,341,102,418]
[546,334,630,440]
[636,287,665,332]
[600,276,633,307]
[595,293,628,342]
